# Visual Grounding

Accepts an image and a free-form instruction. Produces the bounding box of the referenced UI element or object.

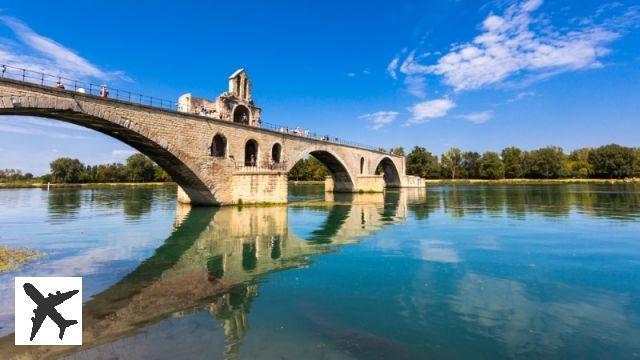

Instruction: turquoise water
[0,184,639,359]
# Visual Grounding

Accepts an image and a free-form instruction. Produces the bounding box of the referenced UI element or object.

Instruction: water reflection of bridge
[0,189,425,359]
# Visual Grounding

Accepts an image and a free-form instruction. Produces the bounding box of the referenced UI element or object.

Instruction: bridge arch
[211,133,227,157]
[0,95,218,205]
[287,147,355,192]
[244,139,259,166]
[233,104,250,125]
[375,156,401,188]
[271,142,282,164]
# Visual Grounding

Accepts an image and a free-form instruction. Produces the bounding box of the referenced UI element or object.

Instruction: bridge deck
[0,63,397,157]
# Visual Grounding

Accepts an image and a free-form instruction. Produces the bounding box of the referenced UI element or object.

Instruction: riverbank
[424,178,640,185]
[288,178,640,186]
[0,246,42,272]
[0,181,175,189]
[2,179,637,189]
[288,180,325,185]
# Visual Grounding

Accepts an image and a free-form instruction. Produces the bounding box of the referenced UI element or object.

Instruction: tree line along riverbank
[1,143,639,188]
[400,143,640,180]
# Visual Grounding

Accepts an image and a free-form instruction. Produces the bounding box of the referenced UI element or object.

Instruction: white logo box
[15,277,82,345]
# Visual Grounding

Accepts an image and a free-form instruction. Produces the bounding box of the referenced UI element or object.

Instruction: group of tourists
[54,79,110,99]
[278,126,309,137]
[275,126,342,144]
[320,135,340,142]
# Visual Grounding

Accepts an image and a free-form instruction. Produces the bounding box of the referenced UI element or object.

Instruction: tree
[50,158,85,183]
[154,166,172,182]
[588,144,635,178]
[441,147,462,179]
[96,163,127,182]
[565,148,592,178]
[0,169,23,180]
[406,146,440,179]
[478,152,505,179]
[125,154,156,182]
[634,148,640,177]
[287,156,328,181]
[501,147,525,178]
[527,146,566,179]
[460,151,481,179]
[390,147,405,156]
[306,156,329,180]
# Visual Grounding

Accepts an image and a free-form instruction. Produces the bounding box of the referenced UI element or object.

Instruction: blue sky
[0,0,639,175]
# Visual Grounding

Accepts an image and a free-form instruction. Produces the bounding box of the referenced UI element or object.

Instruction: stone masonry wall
[0,79,412,205]
[231,173,288,204]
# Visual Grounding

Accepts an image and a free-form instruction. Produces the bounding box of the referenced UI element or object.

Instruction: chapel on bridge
[178,69,262,126]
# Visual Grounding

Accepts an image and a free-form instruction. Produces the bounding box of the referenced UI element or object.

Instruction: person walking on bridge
[100,85,109,98]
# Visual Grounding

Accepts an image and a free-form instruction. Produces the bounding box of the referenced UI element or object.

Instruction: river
[0,184,639,359]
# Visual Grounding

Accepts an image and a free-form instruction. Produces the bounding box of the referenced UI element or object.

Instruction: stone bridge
[0,69,423,205]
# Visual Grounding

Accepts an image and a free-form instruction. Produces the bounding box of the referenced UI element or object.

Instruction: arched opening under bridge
[288,150,354,192]
[0,111,216,205]
[375,157,401,188]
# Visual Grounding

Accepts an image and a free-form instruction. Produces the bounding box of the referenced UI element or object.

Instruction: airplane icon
[23,283,79,341]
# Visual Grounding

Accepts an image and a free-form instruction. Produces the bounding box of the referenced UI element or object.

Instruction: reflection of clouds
[474,234,500,251]
[418,239,460,263]
[371,237,462,264]
[0,232,163,336]
[452,273,640,357]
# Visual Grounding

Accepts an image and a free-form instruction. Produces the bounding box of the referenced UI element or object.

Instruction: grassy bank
[0,181,176,189]
[0,246,42,272]
[288,180,325,185]
[424,178,640,185]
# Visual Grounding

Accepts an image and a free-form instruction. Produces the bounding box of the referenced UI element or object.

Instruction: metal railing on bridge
[234,161,288,172]
[0,63,391,154]
[0,63,175,109]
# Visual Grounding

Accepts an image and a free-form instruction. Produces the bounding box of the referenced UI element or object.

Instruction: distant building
[178,68,262,126]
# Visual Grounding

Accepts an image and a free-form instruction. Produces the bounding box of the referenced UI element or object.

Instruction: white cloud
[399,51,430,75]
[394,0,634,92]
[458,110,494,124]
[386,57,399,79]
[359,111,399,130]
[506,91,537,103]
[112,149,137,156]
[109,149,138,163]
[407,98,455,125]
[0,16,127,81]
[19,117,91,132]
[0,122,88,139]
[0,116,93,140]
[404,75,427,98]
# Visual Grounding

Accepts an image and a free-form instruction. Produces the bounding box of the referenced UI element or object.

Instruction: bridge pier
[178,172,287,206]
[355,175,385,192]
[230,172,288,205]
[325,175,386,193]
